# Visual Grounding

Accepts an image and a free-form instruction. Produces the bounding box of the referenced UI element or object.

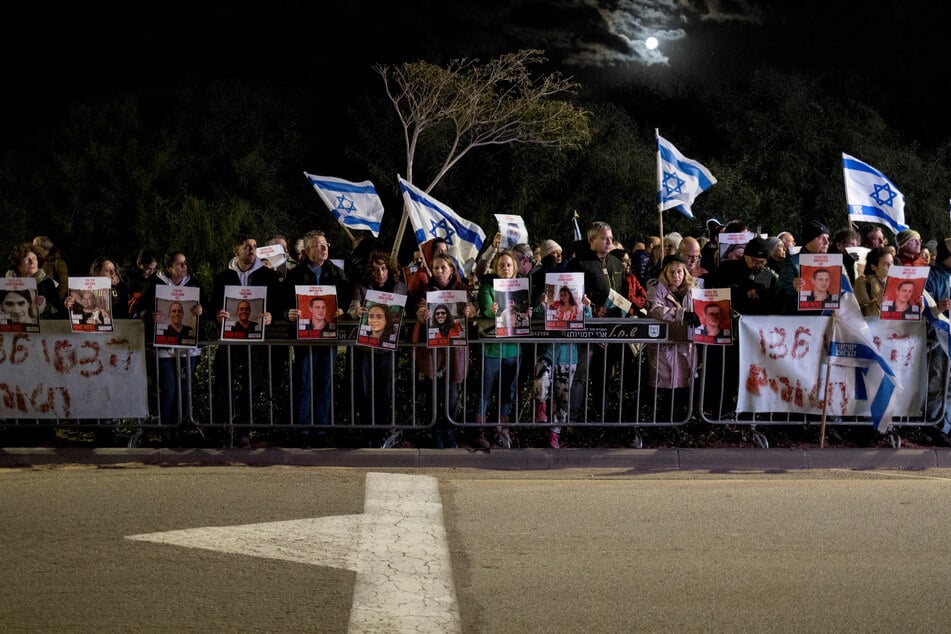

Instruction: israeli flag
[841,154,908,235]
[923,290,950,358]
[398,176,485,280]
[304,173,385,237]
[656,132,717,219]
[828,274,901,432]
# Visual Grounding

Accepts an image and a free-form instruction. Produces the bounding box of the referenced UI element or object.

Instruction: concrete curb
[2,447,950,470]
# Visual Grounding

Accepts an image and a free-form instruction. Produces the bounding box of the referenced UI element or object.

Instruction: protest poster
[255,243,288,280]
[494,277,530,337]
[604,288,633,318]
[67,276,114,333]
[544,272,585,330]
[357,288,406,351]
[427,289,468,347]
[798,253,842,311]
[718,231,755,261]
[494,213,529,248]
[0,276,40,333]
[154,285,200,347]
[220,285,266,340]
[880,265,927,321]
[295,285,338,340]
[738,315,926,418]
[692,287,732,345]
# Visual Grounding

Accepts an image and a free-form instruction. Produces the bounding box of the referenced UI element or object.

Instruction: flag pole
[655,128,664,241]
[391,204,410,264]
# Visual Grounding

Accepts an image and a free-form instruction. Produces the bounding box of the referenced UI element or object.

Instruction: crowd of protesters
[4,216,951,450]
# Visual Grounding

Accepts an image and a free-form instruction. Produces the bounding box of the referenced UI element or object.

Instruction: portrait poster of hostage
[154,284,200,347]
[691,287,732,345]
[0,277,40,334]
[295,285,338,340]
[220,285,266,340]
[798,253,842,311]
[357,288,406,351]
[880,265,927,321]
[66,276,114,334]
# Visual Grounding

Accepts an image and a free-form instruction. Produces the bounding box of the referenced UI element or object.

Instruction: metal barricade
[697,314,948,448]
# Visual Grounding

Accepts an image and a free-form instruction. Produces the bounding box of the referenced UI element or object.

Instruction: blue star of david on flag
[305,173,385,237]
[662,171,686,197]
[399,175,485,281]
[656,132,717,219]
[870,182,898,208]
[429,218,456,244]
[842,153,908,235]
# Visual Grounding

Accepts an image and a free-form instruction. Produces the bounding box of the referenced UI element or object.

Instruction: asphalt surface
[3,446,951,471]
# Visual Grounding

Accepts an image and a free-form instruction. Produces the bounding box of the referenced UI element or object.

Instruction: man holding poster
[778,220,831,314]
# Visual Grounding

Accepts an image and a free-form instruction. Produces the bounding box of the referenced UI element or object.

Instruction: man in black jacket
[564,221,629,421]
[210,234,281,445]
[283,230,350,441]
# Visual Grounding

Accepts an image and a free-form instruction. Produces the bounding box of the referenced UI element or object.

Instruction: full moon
[645,36,659,50]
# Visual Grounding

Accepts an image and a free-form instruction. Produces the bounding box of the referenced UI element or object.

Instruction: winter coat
[646,279,695,389]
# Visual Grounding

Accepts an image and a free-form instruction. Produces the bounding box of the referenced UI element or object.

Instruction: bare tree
[375,49,590,255]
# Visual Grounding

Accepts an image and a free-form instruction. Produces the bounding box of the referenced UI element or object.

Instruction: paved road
[2,462,951,632]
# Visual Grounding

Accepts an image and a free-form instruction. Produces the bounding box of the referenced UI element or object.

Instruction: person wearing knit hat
[896,228,927,266]
[766,236,786,275]
[710,236,779,315]
[775,220,830,314]
[799,220,830,250]
[540,239,562,260]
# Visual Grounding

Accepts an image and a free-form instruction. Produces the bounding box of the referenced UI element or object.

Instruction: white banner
[738,316,926,417]
[0,320,148,419]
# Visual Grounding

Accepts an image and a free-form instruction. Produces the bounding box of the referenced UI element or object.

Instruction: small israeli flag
[304,173,385,237]
[841,154,908,236]
[656,132,717,219]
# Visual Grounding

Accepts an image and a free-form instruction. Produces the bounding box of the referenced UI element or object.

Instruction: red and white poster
[880,266,927,321]
[798,253,842,311]
[691,287,732,345]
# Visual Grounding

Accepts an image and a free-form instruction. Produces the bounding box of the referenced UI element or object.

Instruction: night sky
[5,1,950,145]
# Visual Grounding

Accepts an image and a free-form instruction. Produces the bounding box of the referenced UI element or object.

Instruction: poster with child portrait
[427,289,468,348]
[357,288,406,351]
[0,277,40,334]
[691,287,732,345]
[67,276,114,334]
[798,253,842,311]
[154,285,200,347]
[880,266,927,321]
[295,285,338,340]
[220,285,266,341]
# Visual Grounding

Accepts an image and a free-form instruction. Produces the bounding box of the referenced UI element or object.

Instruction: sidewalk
[3,447,951,470]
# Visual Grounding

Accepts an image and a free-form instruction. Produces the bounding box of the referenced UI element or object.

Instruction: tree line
[2,52,949,294]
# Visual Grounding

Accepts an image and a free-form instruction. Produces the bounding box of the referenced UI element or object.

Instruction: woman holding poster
[475,249,522,449]
[646,255,696,422]
[348,251,406,429]
[412,252,474,449]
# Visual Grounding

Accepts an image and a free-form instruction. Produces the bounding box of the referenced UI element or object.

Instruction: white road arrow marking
[127,472,460,633]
